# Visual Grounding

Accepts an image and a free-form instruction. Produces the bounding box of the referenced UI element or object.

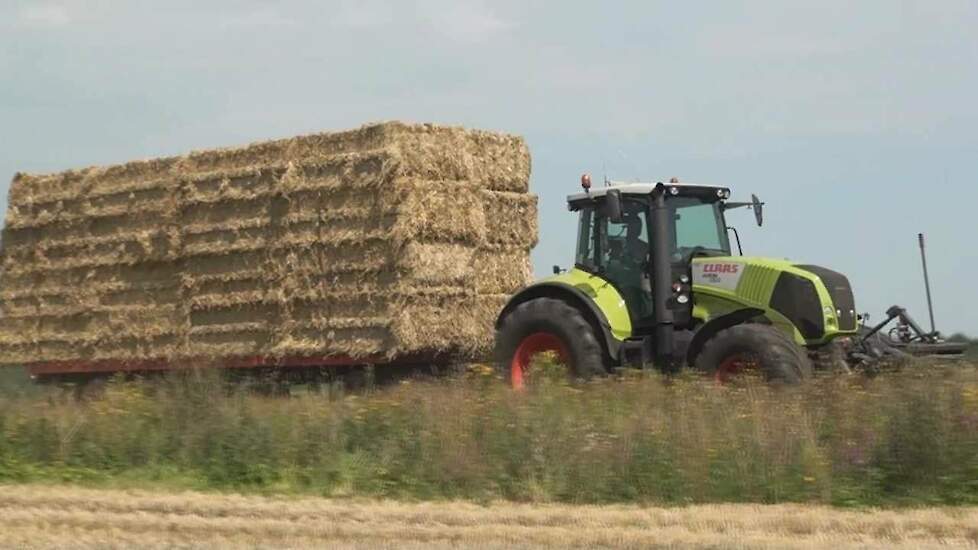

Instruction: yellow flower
[962,384,978,409]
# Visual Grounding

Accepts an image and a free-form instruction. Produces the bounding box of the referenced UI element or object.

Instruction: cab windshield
[670,197,731,257]
[573,195,732,268]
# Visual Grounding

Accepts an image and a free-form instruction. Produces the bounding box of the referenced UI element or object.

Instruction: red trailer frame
[26,353,419,378]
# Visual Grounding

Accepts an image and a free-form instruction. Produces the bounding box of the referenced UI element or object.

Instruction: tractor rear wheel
[694,324,812,384]
[494,297,608,389]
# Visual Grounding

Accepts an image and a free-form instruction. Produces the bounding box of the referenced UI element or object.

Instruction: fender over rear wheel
[494,297,609,389]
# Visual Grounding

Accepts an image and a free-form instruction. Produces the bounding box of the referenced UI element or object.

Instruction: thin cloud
[421,1,516,43]
[333,2,394,29]
[19,3,71,27]
[696,28,851,59]
[221,7,297,29]
[331,1,515,42]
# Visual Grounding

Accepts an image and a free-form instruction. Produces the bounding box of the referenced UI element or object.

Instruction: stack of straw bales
[0,122,536,366]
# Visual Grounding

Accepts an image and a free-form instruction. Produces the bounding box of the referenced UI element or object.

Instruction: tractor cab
[567,179,738,335]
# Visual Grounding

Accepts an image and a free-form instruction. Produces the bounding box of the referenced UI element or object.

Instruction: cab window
[575,199,653,320]
[575,201,649,271]
[672,199,730,256]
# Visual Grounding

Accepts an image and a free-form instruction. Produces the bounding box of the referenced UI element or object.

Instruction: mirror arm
[726,226,744,256]
[723,198,765,227]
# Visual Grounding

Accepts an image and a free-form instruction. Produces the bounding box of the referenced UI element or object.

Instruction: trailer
[0,122,537,382]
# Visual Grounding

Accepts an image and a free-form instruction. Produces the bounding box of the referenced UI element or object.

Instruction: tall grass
[1,362,977,506]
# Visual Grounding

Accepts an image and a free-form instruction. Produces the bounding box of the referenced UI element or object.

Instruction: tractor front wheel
[694,324,812,384]
[494,298,608,389]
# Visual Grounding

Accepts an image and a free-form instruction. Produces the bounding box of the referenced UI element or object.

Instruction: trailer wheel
[495,297,608,389]
[694,324,812,384]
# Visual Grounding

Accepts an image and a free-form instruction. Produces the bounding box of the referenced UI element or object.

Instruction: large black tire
[694,324,813,384]
[810,340,851,373]
[494,297,609,387]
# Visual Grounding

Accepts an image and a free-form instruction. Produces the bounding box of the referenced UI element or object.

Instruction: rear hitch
[857,305,967,358]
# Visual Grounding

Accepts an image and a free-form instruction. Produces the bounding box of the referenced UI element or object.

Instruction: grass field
[1,360,977,507]
[1,485,976,549]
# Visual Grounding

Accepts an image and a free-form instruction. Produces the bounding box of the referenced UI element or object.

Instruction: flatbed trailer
[0,122,536,379]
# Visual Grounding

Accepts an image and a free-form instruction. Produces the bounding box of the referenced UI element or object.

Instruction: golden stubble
[0,485,975,549]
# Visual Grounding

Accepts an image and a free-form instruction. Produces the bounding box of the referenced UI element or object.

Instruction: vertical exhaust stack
[918,233,936,335]
[650,183,675,369]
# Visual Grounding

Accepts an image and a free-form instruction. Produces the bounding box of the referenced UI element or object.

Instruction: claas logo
[702,264,740,274]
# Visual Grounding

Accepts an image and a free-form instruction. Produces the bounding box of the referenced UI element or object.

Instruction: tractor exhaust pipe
[651,184,675,369]
[918,233,936,335]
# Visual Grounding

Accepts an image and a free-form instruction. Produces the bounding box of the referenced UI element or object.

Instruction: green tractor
[495,176,860,386]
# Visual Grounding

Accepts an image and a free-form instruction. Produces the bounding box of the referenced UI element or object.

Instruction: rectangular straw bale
[277,178,488,245]
[178,122,530,192]
[0,298,39,318]
[290,297,388,326]
[391,293,510,355]
[0,344,36,365]
[472,246,534,294]
[81,158,181,197]
[7,163,180,228]
[91,334,183,361]
[32,307,186,346]
[481,190,539,247]
[0,121,536,367]
[183,167,282,204]
[187,323,271,358]
[377,123,531,192]
[7,169,94,207]
[181,226,269,257]
[272,326,393,358]
[389,180,487,244]
[0,264,177,299]
[257,242,391,279]
[35,339,90,362]
[395,243,475,285]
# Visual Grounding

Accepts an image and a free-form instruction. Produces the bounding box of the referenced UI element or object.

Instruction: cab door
[575,198,654,324]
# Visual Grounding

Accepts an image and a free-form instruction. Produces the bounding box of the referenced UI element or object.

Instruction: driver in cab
[605,209,652,316]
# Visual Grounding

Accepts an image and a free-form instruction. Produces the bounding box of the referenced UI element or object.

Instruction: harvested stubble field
[2,485,977,549]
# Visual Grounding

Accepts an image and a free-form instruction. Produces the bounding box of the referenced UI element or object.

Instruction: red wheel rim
[715,353,758,384]
[510,332,569,390]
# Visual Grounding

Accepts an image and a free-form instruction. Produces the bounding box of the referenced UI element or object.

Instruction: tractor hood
[690,256,858,342]
[691,256,792,292]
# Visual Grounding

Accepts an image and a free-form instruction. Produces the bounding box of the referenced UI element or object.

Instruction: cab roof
[567,182,730,203]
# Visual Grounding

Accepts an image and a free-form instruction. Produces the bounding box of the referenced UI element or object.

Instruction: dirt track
[1,485,976,549]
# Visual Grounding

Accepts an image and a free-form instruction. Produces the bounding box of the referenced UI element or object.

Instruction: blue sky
[1,1,976,334]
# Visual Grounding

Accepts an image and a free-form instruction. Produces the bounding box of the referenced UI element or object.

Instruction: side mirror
[604,189,624,223]
[751,194,764,227]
